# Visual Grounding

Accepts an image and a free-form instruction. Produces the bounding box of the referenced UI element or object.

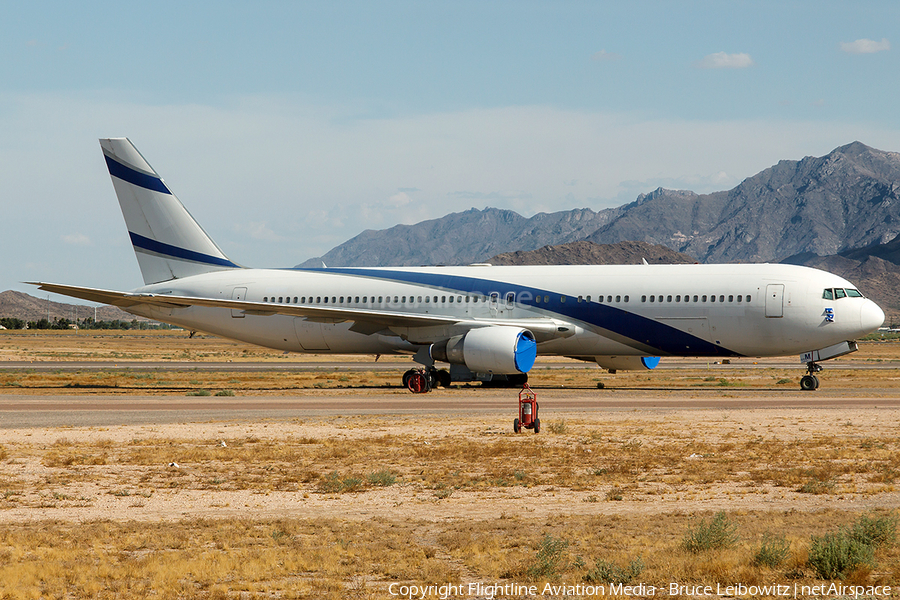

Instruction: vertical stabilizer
[100,138,240,284]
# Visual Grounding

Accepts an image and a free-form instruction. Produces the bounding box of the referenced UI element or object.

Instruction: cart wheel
[513,418,521,433]
[533,418,540,434]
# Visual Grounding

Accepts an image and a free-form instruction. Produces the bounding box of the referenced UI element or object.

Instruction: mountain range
[301,142,900,268]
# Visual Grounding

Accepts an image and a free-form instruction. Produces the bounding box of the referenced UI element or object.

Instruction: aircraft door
[231,287,247,318]
[765,284,784,318]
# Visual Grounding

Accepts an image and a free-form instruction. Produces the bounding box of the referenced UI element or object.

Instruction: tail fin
[100,138,241,285]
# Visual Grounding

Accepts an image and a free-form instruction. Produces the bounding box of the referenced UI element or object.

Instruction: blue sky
[2,1,899,299]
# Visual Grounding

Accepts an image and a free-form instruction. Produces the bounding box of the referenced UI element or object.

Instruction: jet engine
[595,356,660,372]
[430,326,537,374]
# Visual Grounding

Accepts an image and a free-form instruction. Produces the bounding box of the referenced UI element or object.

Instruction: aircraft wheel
[436,369,452,388]
[513,418,521,433]
[406,371,431,393]
[813,375,820,389]
[800,375,817,391]
[402,369,415,389]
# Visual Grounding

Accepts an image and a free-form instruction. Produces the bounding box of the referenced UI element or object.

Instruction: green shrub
[526,534,570,580]
[366,470,396,487]
[682,512,739,553]
[807,530,875,580]
[752,533,790,568]
[849,513,897,549]
[584,557,644,584]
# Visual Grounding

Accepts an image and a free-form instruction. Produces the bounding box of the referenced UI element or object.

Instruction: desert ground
[0,330,899,599]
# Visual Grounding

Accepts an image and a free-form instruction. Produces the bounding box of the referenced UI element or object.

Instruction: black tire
[533,418,541,434]
[402,369,415,389]
[436,369,452,388]
[513,418,521,433]
[800,375,816,391]
[813,375,820,389]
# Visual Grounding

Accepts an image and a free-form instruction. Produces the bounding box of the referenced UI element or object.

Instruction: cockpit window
[846,288,863,297]
[834,288,846,299]
[823,289,834,300]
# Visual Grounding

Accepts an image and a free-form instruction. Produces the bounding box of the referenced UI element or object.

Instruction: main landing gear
[402,367,451,393]
[800,361,823,391]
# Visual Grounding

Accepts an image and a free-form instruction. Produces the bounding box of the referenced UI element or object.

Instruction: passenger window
[332,297,337,304]
[719,295,725,303]
[278,297,283,303]
[823,289,834,300]
[586,296,591,302]
[693,295,698,302]
[728,295,733,302]
[737,295,742,302]
[535,296,541,304]
[702,295,707,302]
[598,296,604,303]
[835,288,846,299]
[418,296,422,303]
[650,295,655,303]
[449,296,454,303]
[544,296,550,303]
[577,295,583,303]
[847,289,863,297]
[425,296,430,303]
[434,296,439,303]
[606,296,612,303]
[641,296,646,303]
[378,296,383,303]
[506,292,515,306]
[675,295,681,302]
[458,296,463,303]
[560,296,566,303]
[667,295,672,302]
[746,295,751,302]
[263,297,268,302]
[616,295,621,302]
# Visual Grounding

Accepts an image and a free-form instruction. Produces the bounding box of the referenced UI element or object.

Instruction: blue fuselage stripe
[130,232,241,268]
[105,155,172,194]
[293,267,741,357]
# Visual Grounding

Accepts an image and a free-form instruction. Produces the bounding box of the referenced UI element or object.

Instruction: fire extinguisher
[514,384,540,433]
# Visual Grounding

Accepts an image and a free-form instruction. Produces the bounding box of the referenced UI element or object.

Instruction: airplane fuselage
[126,262,882,361]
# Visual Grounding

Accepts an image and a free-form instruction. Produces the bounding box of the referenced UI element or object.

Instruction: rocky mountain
[298,207,623,267]
[587,142,900,263]
[0,290,144,324]
[487,240,696,266]
[299,142,900,267]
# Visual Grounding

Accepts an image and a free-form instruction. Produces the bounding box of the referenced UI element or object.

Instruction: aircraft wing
[27,282,570,341]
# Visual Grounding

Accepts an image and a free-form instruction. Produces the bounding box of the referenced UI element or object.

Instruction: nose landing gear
[800,362,823,391]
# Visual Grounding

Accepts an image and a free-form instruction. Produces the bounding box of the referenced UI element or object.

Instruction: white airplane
[31,138,885,392]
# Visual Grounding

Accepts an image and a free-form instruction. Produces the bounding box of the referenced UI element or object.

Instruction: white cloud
[62,233,91,246]
[235,221,283,242]
[591,50,621,62]
[840,38,890,54]
[696,52,754,69]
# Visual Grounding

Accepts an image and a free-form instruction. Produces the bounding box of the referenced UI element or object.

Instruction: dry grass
[0,511,896,599]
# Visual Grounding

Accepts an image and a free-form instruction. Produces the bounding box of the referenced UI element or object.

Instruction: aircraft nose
[860,300,885,333]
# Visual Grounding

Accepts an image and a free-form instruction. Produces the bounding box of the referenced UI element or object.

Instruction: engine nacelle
[431,326,537,374]
[595,356,660,372]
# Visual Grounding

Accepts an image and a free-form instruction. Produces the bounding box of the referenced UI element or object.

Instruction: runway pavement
[1,387,899,429]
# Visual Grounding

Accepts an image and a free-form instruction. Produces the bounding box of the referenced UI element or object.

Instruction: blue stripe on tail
[129,232,241,268]
[105,155,171,194]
